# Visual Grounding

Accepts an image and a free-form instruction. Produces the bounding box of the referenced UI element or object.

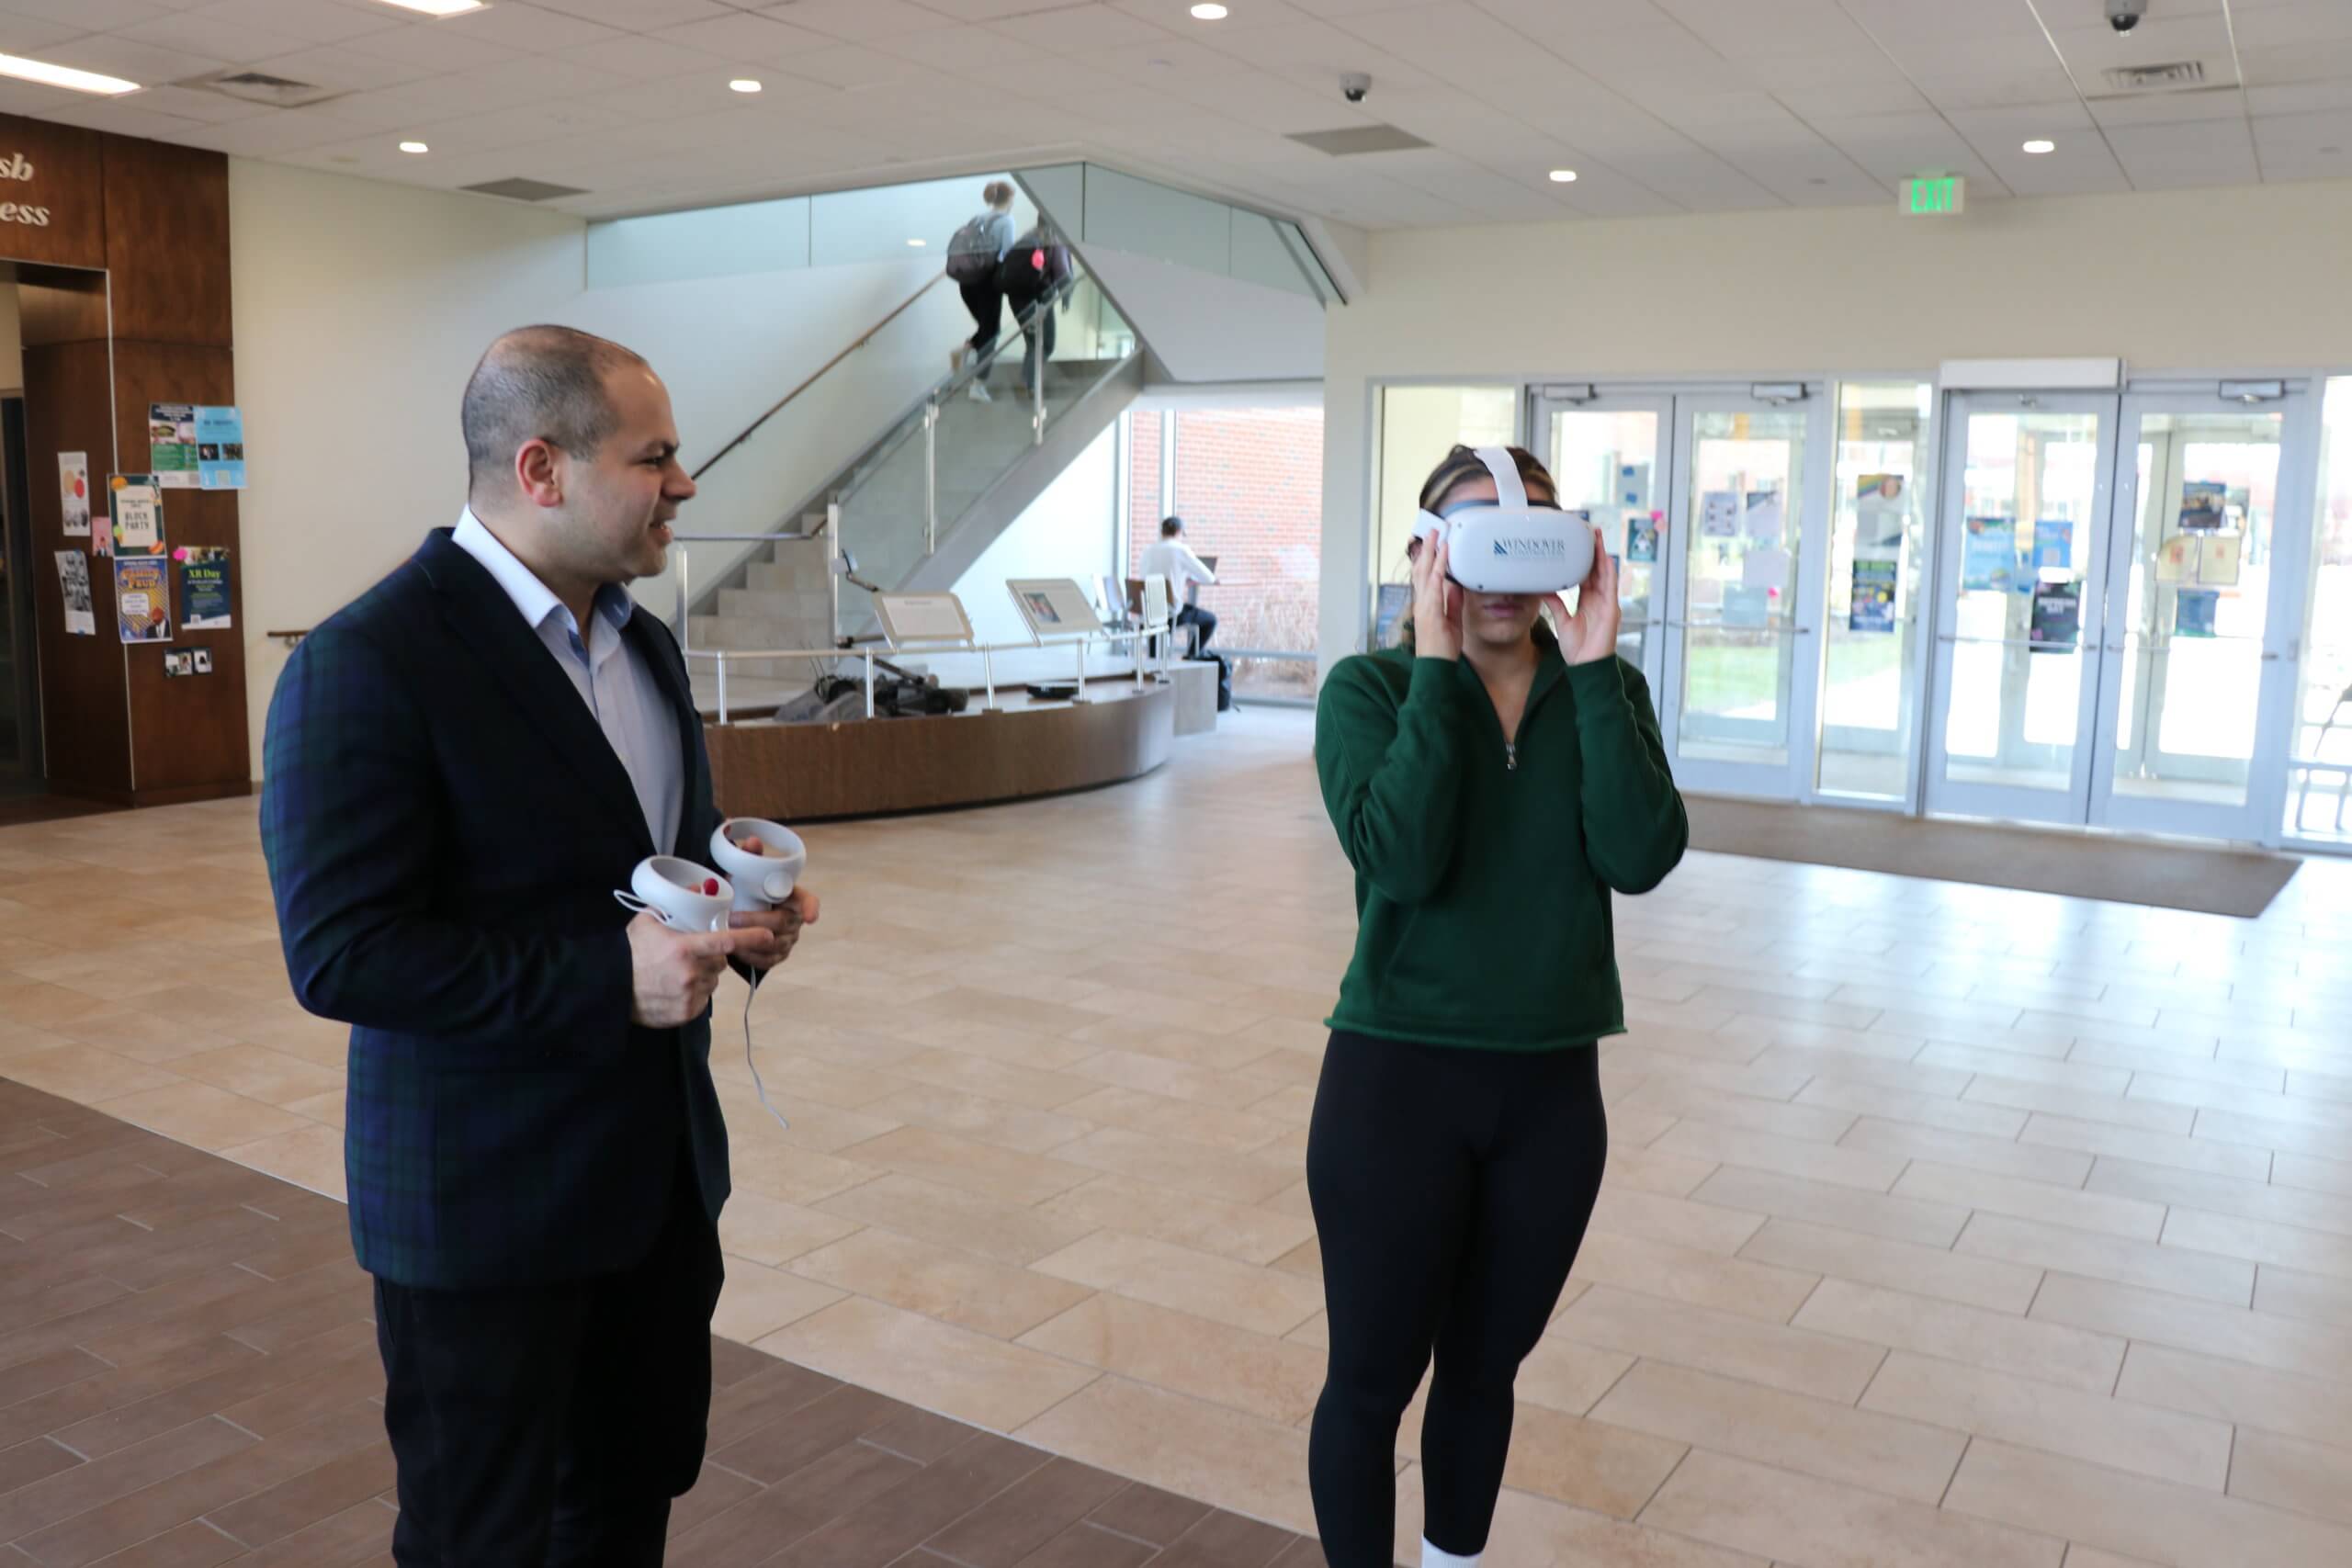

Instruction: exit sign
[1901,175,1966,216]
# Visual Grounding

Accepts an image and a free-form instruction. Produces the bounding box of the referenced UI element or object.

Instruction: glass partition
[1818,381,1934,800]
[2289,376,2352,845]
[1018,163,1341,304]
[1372,386,1518,644]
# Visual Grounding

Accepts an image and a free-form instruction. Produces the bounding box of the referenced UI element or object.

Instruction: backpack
[944,213,997,283]
[1000,233,1071,296]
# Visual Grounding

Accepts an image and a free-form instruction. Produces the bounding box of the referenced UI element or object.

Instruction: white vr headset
[1412,446,1596,594]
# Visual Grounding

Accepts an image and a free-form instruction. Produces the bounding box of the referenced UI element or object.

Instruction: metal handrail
[690,276,948,482]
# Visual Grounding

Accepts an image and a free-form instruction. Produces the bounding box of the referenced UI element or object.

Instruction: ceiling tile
[990,3,1172,53]
[2233,2,2352,51]
[526,0,732,29]
[776,42,933,92]
[248,43,434,93]
[650,10,837,65]
[548,34,726,82]
[876,23,1047,72]
[2087,87,2247,128]
[0,0,175,30]
[342,19,524,71]
[41,34,229,84]
[2106,116,2261,187]
[111,10,312,62]
[757,1,947,42]
[426,4,626,53]
[189,0,405,46]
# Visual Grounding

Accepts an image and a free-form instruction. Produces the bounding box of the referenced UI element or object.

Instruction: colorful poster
[175,546,232,630]
[2176,588,2220,637]
[55,551,95,637]
[1742,488,1785,540]
[2178,479,2226,533]
[91,516,111,558]
[57,452,89,536]
[115,557,170,643]
[2156,534,2195,582]
[1962,517,2017,592]
[108,477,164,556]
[1701,490,1739,537]
[1624,510,1660,563]
[2030,518,2074,571]
[1855,474,1905,555]
[2197,533,2244,586]
[1849,558,1897,633]
[1373,582,1409,649]
[2029,581,2081,652]
[149,403,199,488]
[195,406,245,490]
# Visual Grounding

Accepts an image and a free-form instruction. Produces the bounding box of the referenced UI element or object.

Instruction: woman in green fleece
[1307,444,1686,1568]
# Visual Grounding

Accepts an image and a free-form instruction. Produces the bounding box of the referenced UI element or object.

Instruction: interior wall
[1318,176,2352,672]
[0,267,21,394]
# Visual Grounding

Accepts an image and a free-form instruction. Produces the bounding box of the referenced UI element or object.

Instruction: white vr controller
[1412,446,1597,595]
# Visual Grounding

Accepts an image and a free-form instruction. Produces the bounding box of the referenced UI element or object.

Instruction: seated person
[1137,515,1217,655]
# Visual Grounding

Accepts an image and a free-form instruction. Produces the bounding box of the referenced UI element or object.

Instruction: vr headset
[1412,446,1596,594]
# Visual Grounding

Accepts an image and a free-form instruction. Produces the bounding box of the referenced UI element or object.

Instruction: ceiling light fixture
[0,51,139,96]
[1192,4,1229,19]
[2023,138,2055,154]
[1549,168,1577,183]
[374,0,486,16]
[400,141,429,153]
[907,237,926,246]
[729,78,762,94]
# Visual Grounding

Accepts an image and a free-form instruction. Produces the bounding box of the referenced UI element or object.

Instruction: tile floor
[6,707,2352,1567]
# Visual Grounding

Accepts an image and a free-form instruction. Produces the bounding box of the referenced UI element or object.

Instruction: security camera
[2106,0,2144,33]
[1341,73,1371,104]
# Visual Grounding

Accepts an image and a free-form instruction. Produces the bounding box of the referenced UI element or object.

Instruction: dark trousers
[958,276,1002,355]
[1306,1033,1608,1567]
[1006,285,1056,386]
[373,1153,725,1566]
[1176,604,1216,655]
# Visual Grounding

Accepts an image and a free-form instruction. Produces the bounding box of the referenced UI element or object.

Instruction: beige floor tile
[882,1015,1099,1072]
[1056,1086,1287,1154]
[729,1140,885,1206]
[169,1043,346,1108]
[789,1227,1093,1338]
[1516,1333,1635,1416]
[1689,1166,1969,1247]
[1963,1077,2194,1134]
[1482,1403,1686,1518]
[95,1079,311,1151]
[712,1257,844,1344]
[2063,1550,2173,1568]
[757,1052,908,1110]
[2030,1274,2352,1379]
[1651,1121,1908,1191]
[1918,1043,2123,1090]
[853,1082,1091,1156]
[1740,1217,2043,1313]
[1587,1186,1764,1255]
[2228,1427,2352,1527]
[4,1045,187,1105]
[2088,1159,2352,1238]
[815,1172,1095,1267]
[2018,1115,2273,1180]
[1016,1377,1315,1539]
[219,1123,347,1203]
[1623,1080,1857,1144]
[877,1046,1096,1110]
[2272,1151,2352,1198]
[1035,1177,1312,1268]
[1956,1213,2253,1305]
[1594,1360,1964,1502]
[1894,1162,2165,1241]
[1062,1048,1277,1109]
[1553,1285,1885,1402]
[2164,1209,2352,1280]
[1019,1293,1326,1426]
[1640,1449,2064,1568]
[716,1190,864,1268]
[1799,1077,2030,1139]
[1034,1231,1324,1337]
[1601,1144,1721,1197]
[760,1295,1098,1434]
[1793,1280,2124,1393]
[282,1089,345,1126]
[2114,1342,2352,1450]
[1943,1437,2352,1568]
[1841,1117,2094,1185]
[2253,1264,2352,1327]
[1861,1351,2230,1488]
[2129,1075,2352,1130]
[1753,1044,1973,1094]
[837,1125,1091,1206]
[1051,1125,1298,1206]
[1396,1467,1770,1568]
[1566,1230,1819,1323]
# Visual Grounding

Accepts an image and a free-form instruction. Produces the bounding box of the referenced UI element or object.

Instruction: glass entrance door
[1542,395,1668,691]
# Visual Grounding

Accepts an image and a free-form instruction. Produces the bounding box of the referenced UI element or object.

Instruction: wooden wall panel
[22,340,129,800]
[17,265,108,348]
[102,136,231,348]
[0,118,106,271]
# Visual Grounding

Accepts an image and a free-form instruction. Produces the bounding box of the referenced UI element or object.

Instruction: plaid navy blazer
[259,528,731,1291]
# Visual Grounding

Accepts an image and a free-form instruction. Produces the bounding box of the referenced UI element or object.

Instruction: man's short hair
[462,325,650,497]
[1160,516,1183,537]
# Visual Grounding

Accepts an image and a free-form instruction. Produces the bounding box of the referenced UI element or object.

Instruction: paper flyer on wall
[175,546,233,630]
[149,404,199,488]
[1701,490,1738,537]
[1962,517,2017,592]
[1742,488,1785,540]
[2029,581,2081,651]
[1372,582,1409,650]
[1855,474,1905,556]
[2196,532,2243,586]
[115,558,170,643]
[2155,534,2195,582]
[2176,588,2220,637]
[195,407,245,490]
[55,551,95,637]
[2177,479,2226,533]
[57,452,89,536]
[108,476,164,556]
[1722,583,1771,627]
[1624,510,1660,563]
[2030,518,2074,571]
[91,516,111,558]
[1742,544,1791,593]
[1849,558,1897,633]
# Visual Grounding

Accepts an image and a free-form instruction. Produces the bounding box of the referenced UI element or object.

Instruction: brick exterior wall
[1127,407,1323,694]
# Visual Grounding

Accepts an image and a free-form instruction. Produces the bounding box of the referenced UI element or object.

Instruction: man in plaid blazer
[260,326,814,1565]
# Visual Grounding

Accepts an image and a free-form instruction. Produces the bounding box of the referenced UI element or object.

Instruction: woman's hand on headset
[1553,526,1621,667]
[1410,533,1462,661]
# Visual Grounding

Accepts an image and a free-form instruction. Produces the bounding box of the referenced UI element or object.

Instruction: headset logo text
[1494,537,1566,558]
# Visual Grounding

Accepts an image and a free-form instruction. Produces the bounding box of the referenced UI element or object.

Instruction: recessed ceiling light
[374,0,486,16]
[0,51,139,96]
[907,237,926,246]
[2022,138,2055,154]
[1549,168,1577,183]
[729,78,762,94]
[1192,4,1229,18]
[399,141,429,153]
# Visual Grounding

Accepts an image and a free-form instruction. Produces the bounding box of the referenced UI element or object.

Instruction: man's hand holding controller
[627,918,775,1028]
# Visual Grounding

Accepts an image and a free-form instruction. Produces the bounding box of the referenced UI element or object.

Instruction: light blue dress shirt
[452,509,684,854]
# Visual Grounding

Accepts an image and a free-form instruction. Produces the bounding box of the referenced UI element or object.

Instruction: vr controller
[1411,446,1597,594]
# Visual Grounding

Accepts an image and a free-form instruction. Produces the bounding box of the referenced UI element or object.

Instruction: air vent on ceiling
[186,70,343,109]
[2102,60,2207,92]
[462,177,591,202]
[1287,125,1431,156]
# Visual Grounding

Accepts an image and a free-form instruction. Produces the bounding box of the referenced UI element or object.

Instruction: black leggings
[1306,1032,1608,1566]
[958,276,1002,354]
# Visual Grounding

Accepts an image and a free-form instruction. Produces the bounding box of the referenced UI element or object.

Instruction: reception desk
[705,682,1174,820]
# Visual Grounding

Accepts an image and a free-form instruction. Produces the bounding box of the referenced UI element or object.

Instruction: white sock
[1421,1539,1481,1568]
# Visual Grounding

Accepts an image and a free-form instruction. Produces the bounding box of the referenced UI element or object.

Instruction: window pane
[2288,377,2352,844]
[1374,387,1517,644]
[1818,381,1933,800]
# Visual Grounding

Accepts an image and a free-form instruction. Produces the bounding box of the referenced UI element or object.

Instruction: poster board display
[1004,578,1103,640]
[874,592,973,647]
